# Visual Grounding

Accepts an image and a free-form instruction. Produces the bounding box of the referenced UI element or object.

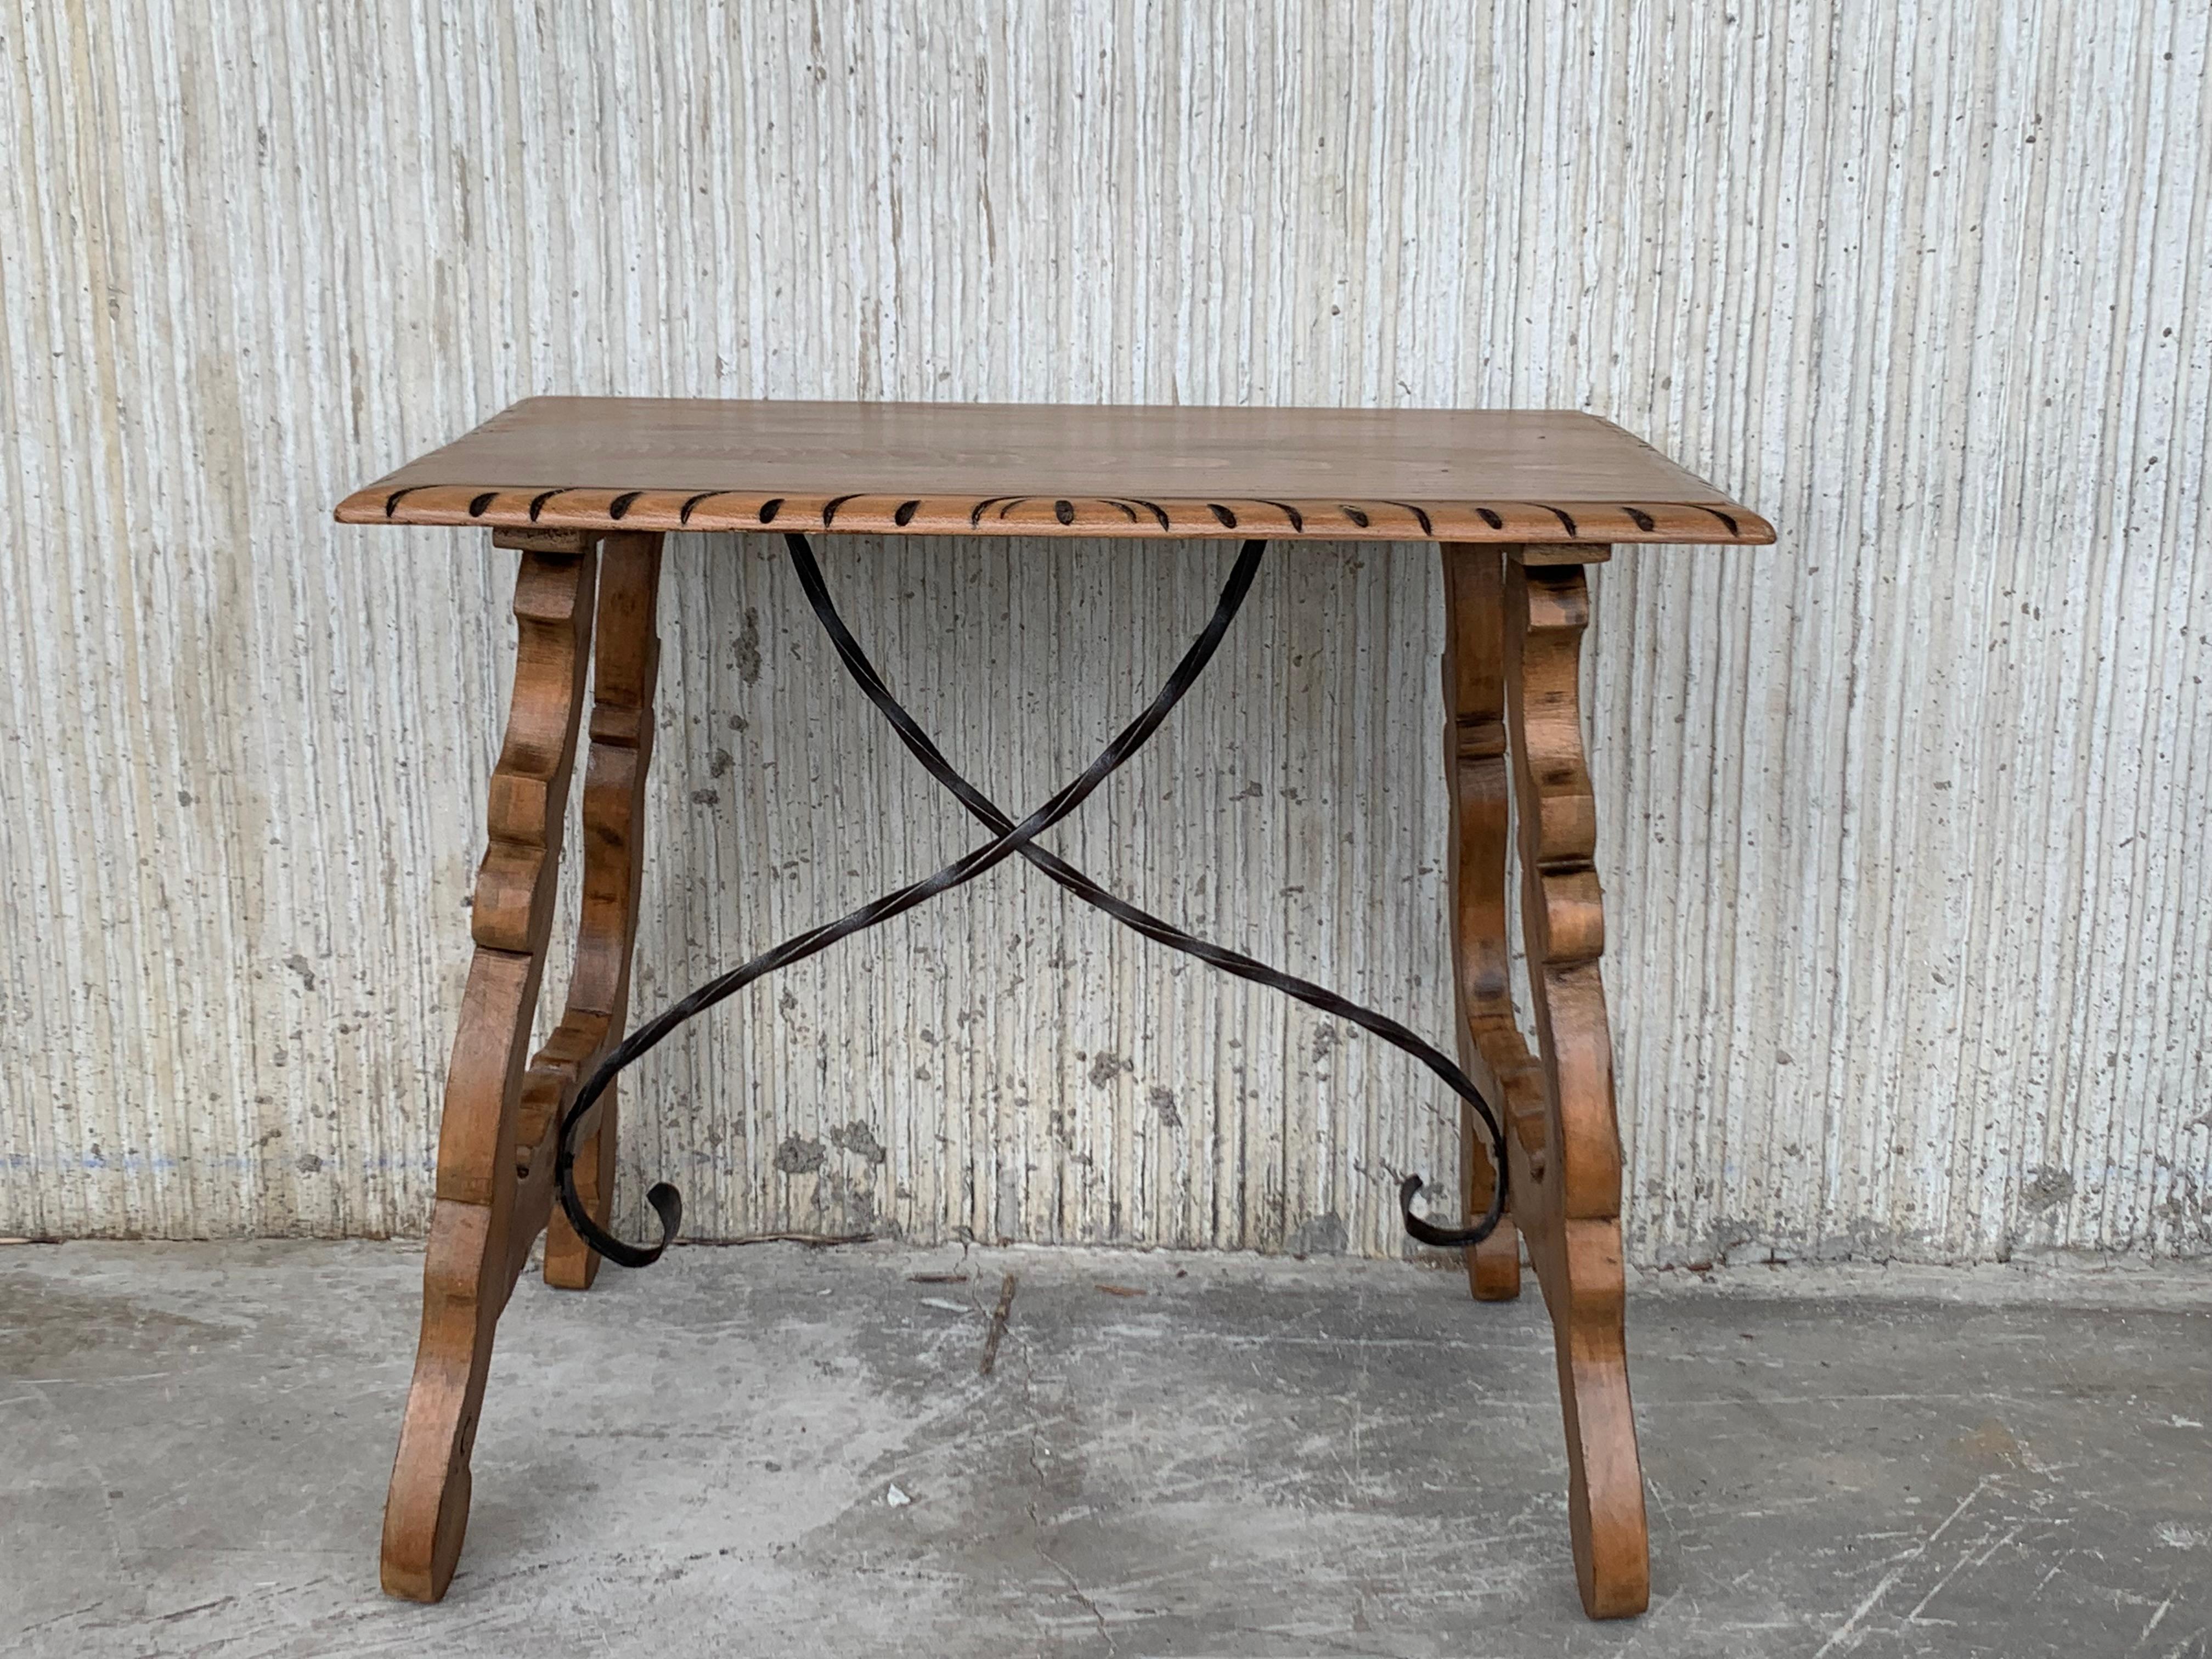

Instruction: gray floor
[1,1240,2207,1658]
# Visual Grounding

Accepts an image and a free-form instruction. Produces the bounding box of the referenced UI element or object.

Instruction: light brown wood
[345,408,1759,1618]
[1442,541,1649,1616]
[381,546,599,1601]
[336,398,1774,546]
[532,531,663,1290]
[1441,544,1532,1300]
[1513,541,1617,566]
[492,524,599,554]
[381,533,667,1601]
[1496,552,1649,1620]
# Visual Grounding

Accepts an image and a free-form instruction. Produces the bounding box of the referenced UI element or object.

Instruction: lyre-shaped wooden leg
[536,532,663,1290]
[380,542,597,1601]
[381,529,663,1602]
[1442,543,1650,1619]
[1441,545,1529,1301]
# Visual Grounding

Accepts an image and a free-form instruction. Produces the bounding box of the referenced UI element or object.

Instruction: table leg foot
[381,543,600,1600]
[382,1194,501,1601]
[543,1111,614,1290]
[1537,1216,1649,1618]
[1463,1173,1523,1300]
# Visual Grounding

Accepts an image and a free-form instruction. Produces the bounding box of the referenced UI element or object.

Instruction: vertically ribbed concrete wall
[3,2,2206,1260]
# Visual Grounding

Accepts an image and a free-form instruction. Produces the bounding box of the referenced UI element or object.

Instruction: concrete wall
[3,1,2207,1262]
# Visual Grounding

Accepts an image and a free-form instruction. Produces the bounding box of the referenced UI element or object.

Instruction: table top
[336,398,1773,546]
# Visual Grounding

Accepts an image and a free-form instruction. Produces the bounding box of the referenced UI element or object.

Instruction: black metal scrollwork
[556,534,1504,1267]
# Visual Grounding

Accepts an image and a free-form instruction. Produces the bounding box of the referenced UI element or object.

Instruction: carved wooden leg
[382,529,667,1596]
[1441,544,1530,1300]
[1501,550,1650,1619]
[382,533,605,1602]
[538,531,664,1290]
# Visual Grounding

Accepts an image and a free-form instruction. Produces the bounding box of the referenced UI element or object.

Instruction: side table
[336,398,1773,1617]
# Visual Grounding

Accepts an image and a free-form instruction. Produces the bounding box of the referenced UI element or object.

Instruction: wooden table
[337,398,1772,1618]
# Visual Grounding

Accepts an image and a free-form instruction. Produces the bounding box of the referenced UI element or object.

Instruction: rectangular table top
[336,398,1773,546]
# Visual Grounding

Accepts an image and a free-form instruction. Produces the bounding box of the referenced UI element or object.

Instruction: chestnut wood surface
[336,398,1773,546]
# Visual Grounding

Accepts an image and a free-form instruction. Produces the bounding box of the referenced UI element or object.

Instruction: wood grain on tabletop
[335,398,1774,546]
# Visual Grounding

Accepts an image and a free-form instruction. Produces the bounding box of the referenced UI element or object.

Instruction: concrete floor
[1,1242,2207,1658]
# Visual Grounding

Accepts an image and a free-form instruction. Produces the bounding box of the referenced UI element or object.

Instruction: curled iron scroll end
[637,1182,684,1263]
[1398,1171,1500,1250]
[554,1108,683,1269]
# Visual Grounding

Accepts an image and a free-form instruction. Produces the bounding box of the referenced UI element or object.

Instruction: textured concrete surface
[1,1242,2207,1657]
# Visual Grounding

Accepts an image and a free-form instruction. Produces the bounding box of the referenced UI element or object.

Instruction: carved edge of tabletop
[337,486,1775,547]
